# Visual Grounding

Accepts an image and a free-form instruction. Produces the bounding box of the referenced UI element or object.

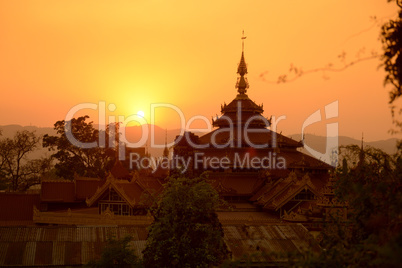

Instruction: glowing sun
[137,110,145,118]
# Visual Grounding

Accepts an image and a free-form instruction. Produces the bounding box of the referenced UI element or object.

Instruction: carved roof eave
[85,175,112,207]
[259,172,298,205]
[134,176,163,197]
[275,185,321,211]
[264,174,323,210]
[221,106,264,114]
[85,173,138,208]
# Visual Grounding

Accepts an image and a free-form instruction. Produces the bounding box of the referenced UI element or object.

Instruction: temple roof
[252,172,328,210]
[212,97,267,128]
[211,34,270,129]
[198,127,302,148]
[85,174,145,208]
[208,172,265,196]
[135,176,164,195]
[174,38,333,178]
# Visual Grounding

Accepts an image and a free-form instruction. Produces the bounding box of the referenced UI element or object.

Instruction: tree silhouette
[291,144,402,267]
[0,130,50,191]
[381,9,402,104]
[142,175,229,267]
[43,115,116,180]
[87,235,142,268]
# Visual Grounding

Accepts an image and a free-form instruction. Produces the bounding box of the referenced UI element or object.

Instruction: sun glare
[137,110,145,118]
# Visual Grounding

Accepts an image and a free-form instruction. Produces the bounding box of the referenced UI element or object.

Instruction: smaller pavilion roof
[85,174,146,208]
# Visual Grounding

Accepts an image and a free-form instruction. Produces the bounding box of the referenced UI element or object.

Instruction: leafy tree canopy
[142,174,229,268]
[87,235,142,268]
[43,115,116,180]
[381,1,402,105]
[292,144,402,267]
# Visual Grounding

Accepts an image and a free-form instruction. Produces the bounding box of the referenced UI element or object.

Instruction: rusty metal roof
[0,224,318,266]
[0,226,148,266]
[223,224,320,263]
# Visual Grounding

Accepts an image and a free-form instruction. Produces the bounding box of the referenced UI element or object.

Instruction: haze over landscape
[0,124,398,160]
[0,1,400,142]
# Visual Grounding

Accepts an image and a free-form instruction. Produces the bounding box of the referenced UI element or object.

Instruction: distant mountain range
[288,133,399,156]
[0,125,399,160]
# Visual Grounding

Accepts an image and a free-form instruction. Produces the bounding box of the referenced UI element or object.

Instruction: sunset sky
[0,0,400,141]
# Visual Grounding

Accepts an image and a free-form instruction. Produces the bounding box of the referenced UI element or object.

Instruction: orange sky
[0,0,400,141]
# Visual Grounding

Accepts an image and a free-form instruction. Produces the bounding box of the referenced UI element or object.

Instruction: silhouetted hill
[0,125,399,160]
[0,124,183,158]
[120,124,184,157]
[288,133,399,155]
[0,124,55,138]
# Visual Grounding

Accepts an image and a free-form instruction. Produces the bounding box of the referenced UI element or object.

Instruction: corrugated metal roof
[223,224,320,263]
[0,224,318,266]
[0,226,150,266]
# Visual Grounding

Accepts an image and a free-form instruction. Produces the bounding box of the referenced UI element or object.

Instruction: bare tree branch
[0,130,46,191]
[260,52,379,84]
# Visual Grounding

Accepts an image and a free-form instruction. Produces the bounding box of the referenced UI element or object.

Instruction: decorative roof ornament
[236,30,249,96]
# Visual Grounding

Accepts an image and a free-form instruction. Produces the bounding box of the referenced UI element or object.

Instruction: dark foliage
[381,3,402,104]
[142,175,229,268]
[290,144,402,267]
[0,130,51,191]
[87,235,142,268]
[43,115,116,180]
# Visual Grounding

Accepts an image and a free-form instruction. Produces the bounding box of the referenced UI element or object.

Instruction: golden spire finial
[241,30,247,52]
[236,30,249,96]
